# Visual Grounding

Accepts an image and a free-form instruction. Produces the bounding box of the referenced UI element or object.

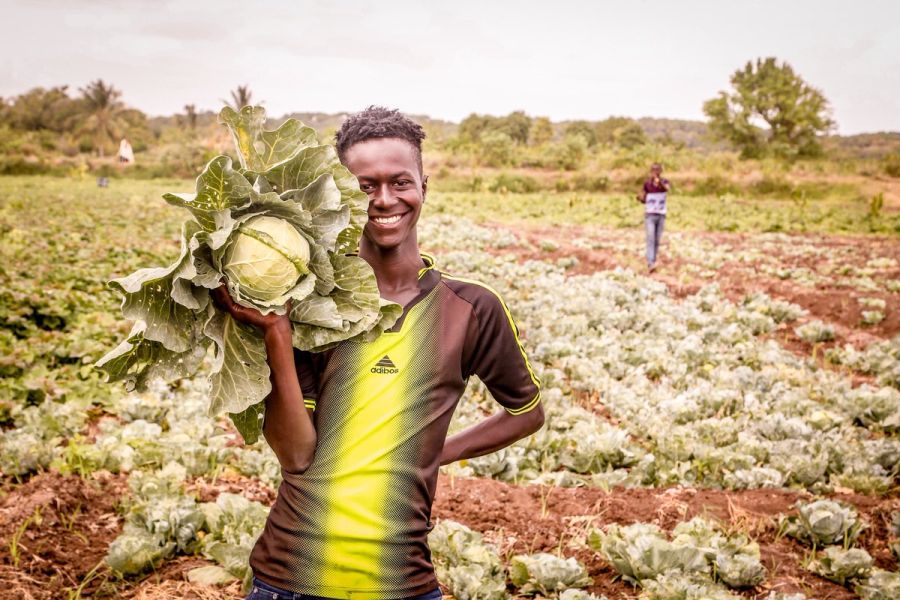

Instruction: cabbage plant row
[425,216,898,493]
[3,216,898,496]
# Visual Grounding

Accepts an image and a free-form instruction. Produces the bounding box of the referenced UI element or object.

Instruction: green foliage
[459,111,531,145]
[508,553,591,595]
[637,573,741,600]
[883,153,900,177]
[428,520,508,600]
[77,80,130,157]
[4,86,81,133]
[546,135,588,171]
[703,57,833,159]
[530,116,554,146]
[97,106,400,443]
[855,569,900,600]
[226,85,254,112]
[193,492,270,589]
[564,121,598,147]
[780,500,865,547]
[589,517,765,591]
[488,173,539,193]
[588,523,709,584]
[794,320,836,343]
[479,131,515,167]
[806,546,873,585]
[594,117,649,149]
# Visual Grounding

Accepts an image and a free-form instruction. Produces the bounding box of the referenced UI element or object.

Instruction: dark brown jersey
[249,255,541,598]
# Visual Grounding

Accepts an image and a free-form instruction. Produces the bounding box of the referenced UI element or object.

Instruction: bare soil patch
[433,475,900,600]
[481,224,900,372]
[0,471,126,599]
[0,471,895,599]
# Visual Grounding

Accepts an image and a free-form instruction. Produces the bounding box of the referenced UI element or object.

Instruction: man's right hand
[211,285,291,334]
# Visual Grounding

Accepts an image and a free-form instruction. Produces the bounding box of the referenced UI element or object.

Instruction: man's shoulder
[439,272,507,316]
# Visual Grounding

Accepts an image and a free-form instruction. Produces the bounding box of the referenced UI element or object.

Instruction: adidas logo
[370,355,399,375]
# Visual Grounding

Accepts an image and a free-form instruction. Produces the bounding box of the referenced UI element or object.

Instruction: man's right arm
[262,322,317,474]
[211,286,317,474]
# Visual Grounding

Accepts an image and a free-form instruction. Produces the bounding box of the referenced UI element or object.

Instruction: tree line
[0,59,893,170]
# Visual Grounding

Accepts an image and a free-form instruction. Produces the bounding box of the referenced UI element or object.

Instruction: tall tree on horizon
[227,85,253,111]
[183,104,198,129]
[703,57,834,159]
[77,79,127,157]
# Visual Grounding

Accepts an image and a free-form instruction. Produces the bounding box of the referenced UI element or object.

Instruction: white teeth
[373,215,402,224]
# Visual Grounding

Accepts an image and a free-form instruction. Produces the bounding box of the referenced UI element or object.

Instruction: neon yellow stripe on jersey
[440,273,541,394]
[505,390,542,415]
[417,252,436,279]
[315,304,426,593]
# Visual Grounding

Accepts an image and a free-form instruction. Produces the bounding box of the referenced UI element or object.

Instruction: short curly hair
[335,106,426,174]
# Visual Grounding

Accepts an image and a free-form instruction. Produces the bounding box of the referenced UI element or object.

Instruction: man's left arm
[440,289,544,466]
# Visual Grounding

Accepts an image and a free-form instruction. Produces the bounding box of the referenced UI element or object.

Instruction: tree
[458,113,492,143]
[77,80,128,156]
[4,86,80,132]
[594,116,647,148]
[564,121,597,147]
[227,85,253,110]
[478,131,514,167]
[458,111,531,145]
[495,111,531,145]
[183,104,198,129]
[615,122,647,149]
[703,57,834,159]
[529,116,553,146]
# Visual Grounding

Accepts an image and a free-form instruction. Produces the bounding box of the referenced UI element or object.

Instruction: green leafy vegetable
[855,569,900,600]
[428,520,508,600]
[97,106,401,443]
[588,523,708,585]
[509,552,592,594]
[780,500,865,547]
[806,546,873,585]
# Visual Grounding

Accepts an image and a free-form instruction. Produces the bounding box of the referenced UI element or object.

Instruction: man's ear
[422,175,428,202]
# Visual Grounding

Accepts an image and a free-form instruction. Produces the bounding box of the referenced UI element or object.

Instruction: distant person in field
[213,107,544,600]
[117,138,134,165]
[637,162,670,272]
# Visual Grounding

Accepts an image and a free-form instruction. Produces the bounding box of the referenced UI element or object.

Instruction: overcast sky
[2,0,899,134]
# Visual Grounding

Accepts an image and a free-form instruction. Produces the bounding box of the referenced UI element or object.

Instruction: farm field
[0,176,899,599]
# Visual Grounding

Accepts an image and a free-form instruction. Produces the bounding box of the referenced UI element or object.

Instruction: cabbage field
[0,176,898,599]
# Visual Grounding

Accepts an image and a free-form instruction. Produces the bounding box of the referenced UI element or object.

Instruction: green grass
[427,191,900,235]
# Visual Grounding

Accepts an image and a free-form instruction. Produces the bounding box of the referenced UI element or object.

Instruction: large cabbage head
[221,215,310,303]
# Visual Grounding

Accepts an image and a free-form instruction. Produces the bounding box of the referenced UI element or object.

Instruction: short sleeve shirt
[249,254,541,599]
[643,178,670,215]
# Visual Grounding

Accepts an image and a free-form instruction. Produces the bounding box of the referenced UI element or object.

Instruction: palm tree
[183,104,198,129]
[227,85,253,110]
[77,79,127,157]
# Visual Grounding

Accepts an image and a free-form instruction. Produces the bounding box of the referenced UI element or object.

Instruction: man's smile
[370,213,406,226]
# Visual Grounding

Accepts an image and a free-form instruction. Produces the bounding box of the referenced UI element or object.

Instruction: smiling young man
[214,107,544,600]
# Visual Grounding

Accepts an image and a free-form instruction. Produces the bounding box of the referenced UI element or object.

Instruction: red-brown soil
[433,475,900,600]
[476,224,900,383]
[0,471,896,599]
[0,471,126,599]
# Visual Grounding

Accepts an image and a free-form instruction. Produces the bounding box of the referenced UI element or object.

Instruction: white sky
[2,0,899,134]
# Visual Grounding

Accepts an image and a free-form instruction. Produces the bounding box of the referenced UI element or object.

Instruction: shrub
[750,175,793,197]
[488,173,539,194]
[884,153,900,178]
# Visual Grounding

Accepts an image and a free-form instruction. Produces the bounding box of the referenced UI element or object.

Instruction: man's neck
[359,239,424,304]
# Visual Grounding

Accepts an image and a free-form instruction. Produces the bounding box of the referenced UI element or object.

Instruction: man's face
[344,137,426,252]
[650,165,662,177]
